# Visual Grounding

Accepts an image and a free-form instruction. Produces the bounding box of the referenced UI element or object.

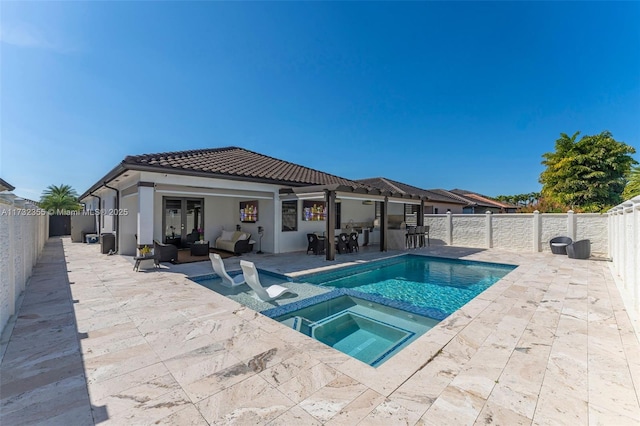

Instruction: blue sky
[2,1,638,201]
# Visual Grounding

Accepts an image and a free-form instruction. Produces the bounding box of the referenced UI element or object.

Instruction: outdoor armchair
[336,233,349,254]
[567,239,591,259]
[348,232,359,253]
[153,240,178,263]
[306,233,325,255]
[549,236,572,255]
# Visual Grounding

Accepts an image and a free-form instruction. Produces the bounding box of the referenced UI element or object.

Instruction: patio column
[380,197,388,252]
[417,201,424,227]
[325,189,336,261]
[137,182,154,252]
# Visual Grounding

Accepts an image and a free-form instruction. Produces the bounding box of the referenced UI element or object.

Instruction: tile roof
[0,178,15,192]
[123,147,366,187]
[422,188,470,205]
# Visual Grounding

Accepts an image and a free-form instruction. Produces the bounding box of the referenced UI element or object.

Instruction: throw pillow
[221,230,234,241]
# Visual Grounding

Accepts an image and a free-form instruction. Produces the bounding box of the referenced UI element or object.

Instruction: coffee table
[191,241,209,256]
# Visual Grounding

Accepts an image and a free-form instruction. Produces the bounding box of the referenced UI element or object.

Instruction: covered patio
[1,237,639,424]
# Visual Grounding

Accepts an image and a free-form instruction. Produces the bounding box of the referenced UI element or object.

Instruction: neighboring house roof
[422,189,470,205]
[0,178,15,192]
[357,178,471,205]
[21,198,41,206]
[450,189,517,210]
[81,147,390,200]
[356,177,430,199]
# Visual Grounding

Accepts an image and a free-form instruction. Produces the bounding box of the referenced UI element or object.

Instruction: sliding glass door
[163,197,204,246]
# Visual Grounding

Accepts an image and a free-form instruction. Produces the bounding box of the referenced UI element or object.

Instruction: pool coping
[9,239,639,424]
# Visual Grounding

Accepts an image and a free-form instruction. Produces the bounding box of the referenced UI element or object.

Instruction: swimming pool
[190,254,517,366]
[294,255,516,316]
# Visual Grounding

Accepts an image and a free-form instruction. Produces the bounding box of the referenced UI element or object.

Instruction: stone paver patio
[1,237,639,425]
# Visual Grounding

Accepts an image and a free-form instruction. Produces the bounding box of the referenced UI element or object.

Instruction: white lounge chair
[239,260,296,302]
[210,253,245,288]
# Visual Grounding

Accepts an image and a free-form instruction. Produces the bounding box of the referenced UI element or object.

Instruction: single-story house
[79,147,426,260]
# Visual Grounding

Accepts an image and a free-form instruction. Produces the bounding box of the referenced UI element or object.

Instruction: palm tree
[40,184,81,211]
[623,165,640,200]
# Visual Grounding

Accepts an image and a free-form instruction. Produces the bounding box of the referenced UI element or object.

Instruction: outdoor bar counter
[386,229,407,250]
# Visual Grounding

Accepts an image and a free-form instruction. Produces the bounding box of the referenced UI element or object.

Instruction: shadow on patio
[0,237,107,424]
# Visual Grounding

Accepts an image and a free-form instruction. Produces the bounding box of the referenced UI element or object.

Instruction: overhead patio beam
[284,183,425,203]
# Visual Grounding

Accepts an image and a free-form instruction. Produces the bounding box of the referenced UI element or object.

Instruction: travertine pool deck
[1,237,639,425]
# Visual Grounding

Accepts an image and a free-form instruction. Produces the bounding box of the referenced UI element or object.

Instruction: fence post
[485,211,492,248]
[533,210,540,252]
[567,210,575,241]
[607,208,613,259]
[446,211,453,246]
[619,206,626,289]
[633,197,640,313]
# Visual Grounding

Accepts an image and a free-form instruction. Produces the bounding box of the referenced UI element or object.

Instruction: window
[282,200,297,231]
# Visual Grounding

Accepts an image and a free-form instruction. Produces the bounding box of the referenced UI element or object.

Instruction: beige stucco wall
[540,215,569,253]
[425,215,449,245]
[424,211,608,255]
[492,214,534,252]
[0,195,48,334]
[575,214,608,255]
[452,215,485,248]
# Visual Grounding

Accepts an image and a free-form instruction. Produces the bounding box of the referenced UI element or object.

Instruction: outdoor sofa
[215,230,252,255]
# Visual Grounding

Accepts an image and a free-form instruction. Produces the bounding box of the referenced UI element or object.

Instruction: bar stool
[405,226,416,249]
[415,225,424,247]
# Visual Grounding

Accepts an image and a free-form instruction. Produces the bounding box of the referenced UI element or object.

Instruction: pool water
[313,312,411,365]
[296,255,516,315]
[263,292,439,366]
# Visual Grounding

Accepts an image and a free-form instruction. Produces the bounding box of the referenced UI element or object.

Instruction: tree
[39,184,81,211]
[623,165,640,200]
[539,131,637,211]
[495,192,541,209]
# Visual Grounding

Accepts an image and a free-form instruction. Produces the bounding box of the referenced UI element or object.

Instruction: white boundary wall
[608,196,640,322]
[425,210,608,255]
[0,193,48,334]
